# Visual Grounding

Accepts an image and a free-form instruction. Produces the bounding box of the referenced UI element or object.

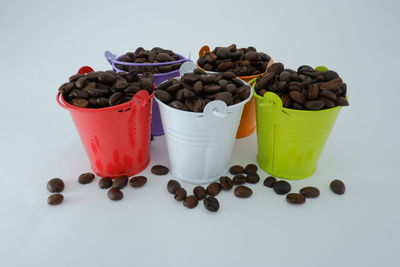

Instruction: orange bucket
[197,45,274,138]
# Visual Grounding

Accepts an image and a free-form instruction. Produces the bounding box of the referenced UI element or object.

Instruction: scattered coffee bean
[234,186,253,198]
[330,179,345,195]
[193,186,207,200]
[129,176,147,187]
[47,193,64,205]
[98,177,113,189]
[197,44,271,76]
[174,188,187,201]
[219,176,234,190]
[273,180,291,195]
[300,186,320,198]
[203,196,220,212]
[233,175,247,185]
[108,188,123,201]
[255,63,349,110]
[286,193,306,204]
[78,172,95,184]
[115,47,183,74]
[246,173,260,184]
[263,176,276,187]
[112,175,129,189]
[207,182,222,196]
[47,178,64,193]
[229,165,244,175]
[167,180,181,194]
[183,195,199,209]
[244,164,258,174]
[151,165,169,175]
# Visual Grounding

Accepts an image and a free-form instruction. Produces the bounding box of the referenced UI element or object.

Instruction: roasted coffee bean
[300,186,320,198]
[72,98,89,108]
[167,180,181,194]
[151,165,169,175]
[207,182,222,196]
[305,100,325,110]
[98,178,113,189]
[112,175,129,189]
[230,165,244,175]
[78,172,95,184]
[204,196,219,212]
[244,164,258,174]
[98,73,117,85]
[233,175,247,185]
[174,188,187,201]
[320,77,343,90]
[234,186,253,198]
[183,195,199,209]
[47,194,64,205]
[47,178,64,193]
[193,186,207,200]
[267,62,284,75]
[246,173,260,184]
[170,100,189,111]
[109,92,123,106]
[286,193,306,204]
[263,176,276,187]
[219,176,233,190]
[330,179,345,195]
[337,96,349,106]
[155,90,172,103]
[273,180,291,195]
[129,176,147,187]
[108,188,123,201]
[215,91,233,105]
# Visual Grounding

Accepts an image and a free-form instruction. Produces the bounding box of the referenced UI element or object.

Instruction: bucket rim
[113,65,181,78]
[112,53,189,67]
[56,90,154,112]
[154,78,253,115]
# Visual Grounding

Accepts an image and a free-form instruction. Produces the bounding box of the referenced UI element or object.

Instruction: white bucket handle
[198,100,229,122]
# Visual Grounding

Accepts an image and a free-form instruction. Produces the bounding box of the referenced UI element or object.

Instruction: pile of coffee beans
[58,70,154,109]
[155,68,251,112]
[115,47,183,74]
[197,44,271,76]
[254,63,349,110]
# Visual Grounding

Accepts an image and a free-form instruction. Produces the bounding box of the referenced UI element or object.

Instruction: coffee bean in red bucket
[58,70,154,109]
[115,47,184,74]
[154,68,251,112]
[254,63,349,110]
[197,44,271,76]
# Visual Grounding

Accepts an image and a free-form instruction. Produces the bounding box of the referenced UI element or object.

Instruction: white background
[1,0,399,266]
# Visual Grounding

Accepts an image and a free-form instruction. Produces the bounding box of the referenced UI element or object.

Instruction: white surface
[0,0,399,266]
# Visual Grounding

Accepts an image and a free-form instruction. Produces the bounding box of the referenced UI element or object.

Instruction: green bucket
[251,68,344,180]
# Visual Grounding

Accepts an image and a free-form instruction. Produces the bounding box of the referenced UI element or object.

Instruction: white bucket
[155,77,252,184]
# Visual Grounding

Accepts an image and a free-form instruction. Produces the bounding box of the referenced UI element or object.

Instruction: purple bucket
[104,51,191,136]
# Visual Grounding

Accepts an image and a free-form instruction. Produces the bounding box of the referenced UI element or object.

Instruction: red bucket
[57,67,153,177]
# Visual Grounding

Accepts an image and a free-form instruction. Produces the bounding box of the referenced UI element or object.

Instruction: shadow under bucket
[104,51,191,136]
[57,70,153,177]
[155,78,253,184]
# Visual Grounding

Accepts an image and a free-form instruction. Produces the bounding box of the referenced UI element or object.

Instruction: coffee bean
[337,96,349,106]
[219,176,233,190]
[108,92,123,106]
[155,90,172,104]
[207,182,222,196]
[78,172,95,184]
[330,179,345,195]
[263,176,276,187]
[151,165,169,175]
[112,175,128,189]
[47,178,64,193]
[183,195,199,209]
[215,92,233,105]
[193,186,207,200]
[98,177,113,189]
[320,77,343,90]
[267,62,284,75]
[305,100,325,110]
[170,100,189,111]
[204,196,219,212]
[129,176,147,187]
[273,180,291,195]
[167,180,181,194]
[108,188,123,201]
[230,165,244,175]
[233,175,246,185]
[246,173,260,184]
[300,186,320,198]
[216,47,231,59]
[244,164,258,174]
[286,193,306,204]
[174,188,187,201]
[98,73,117,85]
[234,186,253,198]
[72,98,89,108]
[47,193,64,205]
